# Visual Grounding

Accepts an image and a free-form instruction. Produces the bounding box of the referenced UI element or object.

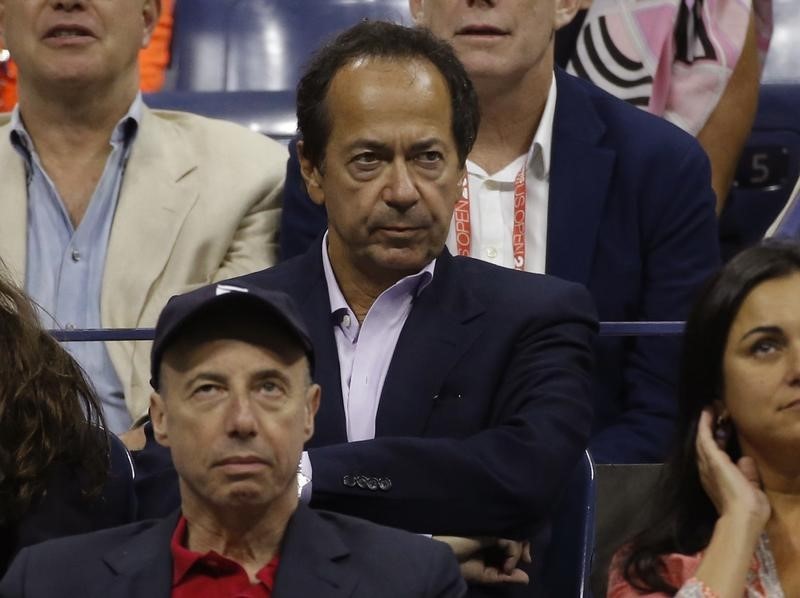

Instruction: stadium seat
[719,84,800,260]
[541,450,596,597]
[718,0,800,260]
[590,463,663,597]
[169,0,239,91]
[170,0,410,92]
[144,90,297,143]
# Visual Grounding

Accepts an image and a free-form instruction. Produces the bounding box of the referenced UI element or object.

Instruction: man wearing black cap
[0,282,465,598]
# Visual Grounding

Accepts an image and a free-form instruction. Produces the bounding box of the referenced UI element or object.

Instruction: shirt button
[65,323,75,330]
[342,314,351,327]
[71,249,81,262]
[486,247,498,259]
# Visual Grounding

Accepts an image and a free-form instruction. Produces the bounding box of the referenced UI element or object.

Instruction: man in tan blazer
[0,0,285,429]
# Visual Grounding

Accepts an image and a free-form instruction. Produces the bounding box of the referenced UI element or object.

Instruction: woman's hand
[692,408,771,598]
[696,408,770,530]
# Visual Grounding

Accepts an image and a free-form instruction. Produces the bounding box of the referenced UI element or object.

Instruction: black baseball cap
[150,282,314,390]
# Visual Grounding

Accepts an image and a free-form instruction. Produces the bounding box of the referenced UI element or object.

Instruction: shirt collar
[465,71,557,182]
[8,91,144,165]
[171,516,206,584]
[320,231,436,320]
[170,515,281,589]
[531,71,557,180]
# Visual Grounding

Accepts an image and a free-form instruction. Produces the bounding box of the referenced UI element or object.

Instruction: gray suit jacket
[0,504,466,597]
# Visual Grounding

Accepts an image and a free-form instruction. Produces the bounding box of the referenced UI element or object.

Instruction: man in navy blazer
[0,505,464,598]
[228,20,597,596]
[1,282,465,598]
[279,1,721,464]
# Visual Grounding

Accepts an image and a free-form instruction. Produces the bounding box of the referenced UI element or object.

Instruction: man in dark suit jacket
[279,1,721,464]
[1,506,464,598]
[228,20,596,596]
[1,283,465,598]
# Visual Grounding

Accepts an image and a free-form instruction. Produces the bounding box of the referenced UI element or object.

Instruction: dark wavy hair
[0,266,109,525]
[622,239,800,592]
[296,20,480,169]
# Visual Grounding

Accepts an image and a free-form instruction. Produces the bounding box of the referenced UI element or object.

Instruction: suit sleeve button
[343,475,356,487]
[366,477,378,491]
[356,476,368,489]
[378,478,392,491]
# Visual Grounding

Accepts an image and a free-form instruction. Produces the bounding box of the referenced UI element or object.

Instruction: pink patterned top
[607,534,785,597]
[567,0,773,135]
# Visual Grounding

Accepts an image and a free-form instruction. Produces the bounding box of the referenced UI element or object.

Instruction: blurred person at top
[0,0,173,112]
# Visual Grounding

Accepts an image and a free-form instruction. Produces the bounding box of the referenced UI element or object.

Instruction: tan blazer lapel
[102,107,200,413]
[0,120,29,284]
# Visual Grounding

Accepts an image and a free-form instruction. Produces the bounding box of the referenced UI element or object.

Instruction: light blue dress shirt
[9,95,143,434]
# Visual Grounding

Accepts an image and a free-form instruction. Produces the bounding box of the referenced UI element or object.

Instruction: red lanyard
[454,164,528,271]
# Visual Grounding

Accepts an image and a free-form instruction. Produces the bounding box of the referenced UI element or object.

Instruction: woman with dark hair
[608,239,800,597]
[0,267,135,575]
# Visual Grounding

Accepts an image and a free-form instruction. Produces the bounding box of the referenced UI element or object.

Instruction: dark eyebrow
[345,138,445,154]
[184,372,227,391]
[408,138,444,153]
[740,325,783,342]
[183,369,293,391]
[252,368,293,389]
[346,139,390,153]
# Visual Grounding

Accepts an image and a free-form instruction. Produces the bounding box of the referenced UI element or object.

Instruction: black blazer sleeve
[307,271,597,538]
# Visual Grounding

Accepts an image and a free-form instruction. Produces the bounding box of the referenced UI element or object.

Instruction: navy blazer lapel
[273,505,356,598]
[97,513,177,598]
[547,68,616,286]
[295,241,348,447]
[376,251,487,437]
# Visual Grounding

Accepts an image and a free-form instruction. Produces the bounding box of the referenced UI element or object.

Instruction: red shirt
[170,516,281,598]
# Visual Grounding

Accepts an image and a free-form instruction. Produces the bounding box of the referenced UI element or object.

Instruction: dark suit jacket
[278,68,720,463]
[0,504,466,598]
[235,244,596,538]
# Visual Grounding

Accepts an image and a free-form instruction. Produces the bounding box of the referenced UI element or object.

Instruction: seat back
[144,90,297,143]
[719,84,800,259]
[170,0,240,91]
[171,0,409,92]
[590,463,663,597]
[541,450,596,597]
[718,0,800,259]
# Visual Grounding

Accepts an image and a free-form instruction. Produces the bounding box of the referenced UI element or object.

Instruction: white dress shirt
[446,73,557,274]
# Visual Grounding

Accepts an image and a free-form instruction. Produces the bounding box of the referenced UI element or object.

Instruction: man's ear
[408,0,425,25]
[141,0,161,48]
[303,383,321,442]
[297,140,326,207]
[149,392,170,447]
[554,0,582,31]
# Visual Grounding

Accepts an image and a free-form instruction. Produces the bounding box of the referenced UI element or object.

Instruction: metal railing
[47,321,686,342]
